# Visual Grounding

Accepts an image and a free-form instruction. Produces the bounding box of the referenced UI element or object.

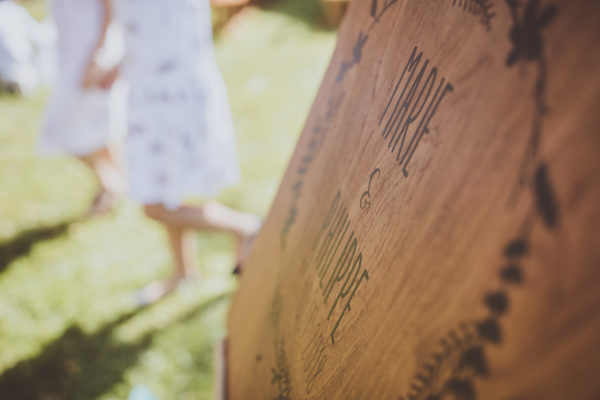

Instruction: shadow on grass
[0,221,74,274]
[0,293,230,400]
[257,0,331,31]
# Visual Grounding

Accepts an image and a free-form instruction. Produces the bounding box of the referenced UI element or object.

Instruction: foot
[136,273,189,306]
[84,189,120,218]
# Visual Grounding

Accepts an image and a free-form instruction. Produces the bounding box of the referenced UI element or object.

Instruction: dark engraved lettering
[302,333,320,372]
[316,206,350,279]
[400,81,454,177]
[281,0,402,247]
[451,0,496,31]
[312,192,372,345]
[387,59,429,153]
[322,233,356,300]
[380,47,423,137]
[302,331,327,394]
[380,46,454,177]
[281,2,565,398]
[393,67,437,159]
[299,191,375,391]
[319,219,351,282]
[313,191,343,251]
[395,17,564,388]
[327,249,361,315]
[360,168,381,209]
[305,353,326,395]
[330,268,369,344]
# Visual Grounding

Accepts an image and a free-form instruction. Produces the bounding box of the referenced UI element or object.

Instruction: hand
[98,65,120,90]
[82,59,120,91]
[82,58,104,90]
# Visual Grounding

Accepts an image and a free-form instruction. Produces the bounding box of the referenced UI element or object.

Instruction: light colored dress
[0,0,45,94]
[116,0,240,209]
[39,0,124,157]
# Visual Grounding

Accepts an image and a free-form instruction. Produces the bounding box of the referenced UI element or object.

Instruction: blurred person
[39,0,125,215]
[0,0,45,94]
[96,0,260,303]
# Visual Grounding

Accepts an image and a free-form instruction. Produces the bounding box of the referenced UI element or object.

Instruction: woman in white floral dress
[42,0,125,214]
[110,0,260,302]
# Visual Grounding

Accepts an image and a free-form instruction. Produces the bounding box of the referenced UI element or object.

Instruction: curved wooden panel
[227,1,600,399]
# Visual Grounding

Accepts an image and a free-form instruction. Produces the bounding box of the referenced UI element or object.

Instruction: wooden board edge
[214,337,228,400]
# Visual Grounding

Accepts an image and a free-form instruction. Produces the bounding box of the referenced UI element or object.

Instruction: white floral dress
[40,0,124,157]
[0,1,44,93]
[116,0,240,208]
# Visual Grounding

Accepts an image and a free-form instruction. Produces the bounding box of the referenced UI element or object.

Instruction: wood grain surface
[227,1,600,399]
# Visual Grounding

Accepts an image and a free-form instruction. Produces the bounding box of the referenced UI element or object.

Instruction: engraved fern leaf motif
[371,0,378,18]
[352,31,368,64]
[452,0,496,30]
[505,0,559,66]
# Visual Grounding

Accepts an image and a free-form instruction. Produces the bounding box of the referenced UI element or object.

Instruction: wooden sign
[226,1,600,399]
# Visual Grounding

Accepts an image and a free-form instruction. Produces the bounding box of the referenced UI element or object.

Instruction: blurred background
[0,0,347,398]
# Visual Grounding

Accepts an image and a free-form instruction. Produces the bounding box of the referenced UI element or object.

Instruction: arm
[95,0,113,56]
[82,0,113,89]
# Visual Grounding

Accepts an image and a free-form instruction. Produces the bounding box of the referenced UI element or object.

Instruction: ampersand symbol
[360,168,381,209]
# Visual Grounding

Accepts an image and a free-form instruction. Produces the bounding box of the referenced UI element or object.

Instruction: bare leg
[144,201,260,240]
[167,225,198,279]
[145,202,261,276]
[78,146,124,193]
[78,146,124,215]
[138,224,198,304]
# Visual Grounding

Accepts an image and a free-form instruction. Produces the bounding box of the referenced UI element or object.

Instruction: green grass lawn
[0,1,336,399]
